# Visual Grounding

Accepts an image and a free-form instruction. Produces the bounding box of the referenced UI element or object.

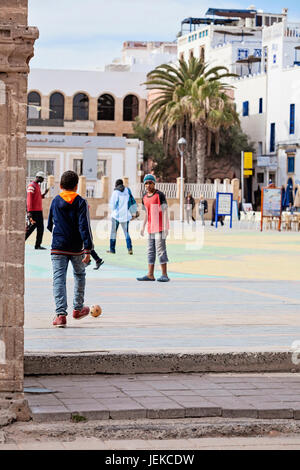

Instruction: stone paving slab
[24,372,300,423]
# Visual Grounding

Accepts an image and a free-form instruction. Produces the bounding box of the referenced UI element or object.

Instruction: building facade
[25,41,177,195]
[234,19,300,200]
[27,68,147,137]
[26,134,143,198]
[177,7,300,202]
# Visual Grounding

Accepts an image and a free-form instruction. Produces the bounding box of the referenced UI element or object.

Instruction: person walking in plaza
[211,198,224,226]
[137,174,170,282]
[47,170,93,327]
[185,193,195,223]
[25,171,49,249]
[107,179,137,255]
[198,194,208,226]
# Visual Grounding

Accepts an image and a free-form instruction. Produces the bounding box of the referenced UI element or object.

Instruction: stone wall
[0,0,38,421]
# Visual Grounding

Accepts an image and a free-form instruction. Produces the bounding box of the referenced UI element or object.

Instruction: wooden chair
[281,213,291,231]
[291,214,300,231]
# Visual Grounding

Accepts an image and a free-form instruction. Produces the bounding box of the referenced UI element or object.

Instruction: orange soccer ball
[90,305,102,318]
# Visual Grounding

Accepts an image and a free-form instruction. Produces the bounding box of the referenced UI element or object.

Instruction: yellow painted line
[222,284,300,304]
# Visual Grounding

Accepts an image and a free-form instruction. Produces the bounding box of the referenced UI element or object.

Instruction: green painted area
[24,246,222,280]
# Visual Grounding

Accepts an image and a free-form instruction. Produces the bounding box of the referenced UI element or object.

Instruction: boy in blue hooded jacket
[47,170,93,327]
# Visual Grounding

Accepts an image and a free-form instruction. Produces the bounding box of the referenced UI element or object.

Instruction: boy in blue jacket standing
[47,171,93,327]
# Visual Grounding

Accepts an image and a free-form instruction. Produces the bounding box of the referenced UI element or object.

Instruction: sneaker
[35,246,47,250]
[128,249,133,255]
[106,250,115,254]
[73,306,90,320]
[53,315,67,327]
[94,259,104,270]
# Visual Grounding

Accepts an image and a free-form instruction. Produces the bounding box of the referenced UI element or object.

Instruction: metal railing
[135,182,177,199]
[135,182,233,199]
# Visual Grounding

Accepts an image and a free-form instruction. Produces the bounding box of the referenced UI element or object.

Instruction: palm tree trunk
[195,123,207,183]
[207,131,212,157]
[185,119,194,182]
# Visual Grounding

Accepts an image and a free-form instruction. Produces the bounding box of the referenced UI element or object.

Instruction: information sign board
[260,187,282,231]
[216,192,233,228]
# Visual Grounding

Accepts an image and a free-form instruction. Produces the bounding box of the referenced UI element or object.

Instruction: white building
[105,41,177,73]
[177,7,287,77]
[26,134,143,199]
[234,19,300,200]
[26,40,177,198]
[178,6,300,202]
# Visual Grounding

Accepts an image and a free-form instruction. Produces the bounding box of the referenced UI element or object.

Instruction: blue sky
[28,0,300,70]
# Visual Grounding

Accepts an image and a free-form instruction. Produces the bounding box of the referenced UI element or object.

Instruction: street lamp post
[177,137,187,223]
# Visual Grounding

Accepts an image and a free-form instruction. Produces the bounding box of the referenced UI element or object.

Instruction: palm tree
[144,57,238,182]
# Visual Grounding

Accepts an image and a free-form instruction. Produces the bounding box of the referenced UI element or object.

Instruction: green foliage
[211,124,255,167]
[71,414,87,423]
[143,57,239,182]
[130,118,174,179]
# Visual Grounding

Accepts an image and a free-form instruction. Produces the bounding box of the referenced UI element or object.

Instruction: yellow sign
[244,169,253,176]
[244,152,253,169]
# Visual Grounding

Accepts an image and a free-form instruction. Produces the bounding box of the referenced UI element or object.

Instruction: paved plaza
[24,219,300,354]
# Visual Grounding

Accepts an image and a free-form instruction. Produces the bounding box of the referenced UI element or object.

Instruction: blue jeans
[51,254,86,316]
[110,218,132,252]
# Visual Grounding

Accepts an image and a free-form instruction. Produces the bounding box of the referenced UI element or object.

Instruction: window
[49,92,64,119]
[73,159,83,176]
[27,159,54,178]
[97,133,115,136]
[238,48,249,60]
[123,95,139,121]
[72,132,88,136]
[253,48,262,58]
[242,101,249,116]
[287,156,295,173]
[258,142,263,155]
[97,94,115,121]
[97,159,107,179]
[257,173,264,183]
[273,54,277,64]
[270,123,275,152]
[27,92,41,119]
[265,16,270,26]
[256,15,262,26]
[73,93,89,120]
[290,104,295,134]
[259,98,263,114]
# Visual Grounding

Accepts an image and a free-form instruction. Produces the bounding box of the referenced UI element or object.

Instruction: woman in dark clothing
[185,194,195,223]
[211,199,224,226]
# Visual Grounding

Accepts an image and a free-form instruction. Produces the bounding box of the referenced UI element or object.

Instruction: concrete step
[24,351,300,375]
